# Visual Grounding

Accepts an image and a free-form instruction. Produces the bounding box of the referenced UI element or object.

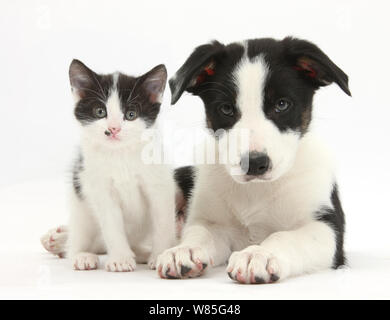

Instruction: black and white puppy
[157,37,350,283]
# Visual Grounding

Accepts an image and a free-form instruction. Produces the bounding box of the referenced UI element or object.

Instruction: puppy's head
[170,37,351,183]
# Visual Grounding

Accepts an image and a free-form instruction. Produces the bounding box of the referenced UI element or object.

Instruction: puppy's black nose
[241,152,270,176]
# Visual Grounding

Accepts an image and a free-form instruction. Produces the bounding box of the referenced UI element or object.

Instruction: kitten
[65,59,177,271]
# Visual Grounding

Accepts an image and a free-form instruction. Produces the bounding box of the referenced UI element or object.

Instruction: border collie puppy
[41,60,177,271]
[157,37,350,283]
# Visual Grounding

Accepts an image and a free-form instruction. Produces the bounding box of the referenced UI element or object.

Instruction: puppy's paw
[156,246,212,279]
[105,254,136,272]
[40,225,68,258]
[227,246,283,284]
[72,252,99,270]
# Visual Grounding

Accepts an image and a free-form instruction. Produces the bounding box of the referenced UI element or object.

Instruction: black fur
[72,153,83,199]
[316,185,346,268]
[174,166,195,201]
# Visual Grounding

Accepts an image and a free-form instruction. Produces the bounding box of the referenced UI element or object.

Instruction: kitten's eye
[275,98,292,113]
[125,110,138,121]
[219,104,234,116]
[94,107,107,118]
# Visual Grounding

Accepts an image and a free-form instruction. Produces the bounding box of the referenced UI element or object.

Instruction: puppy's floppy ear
[169,41,225,105]
[69,59,100,102]
[283,37,351,96]
[140,64,167,104]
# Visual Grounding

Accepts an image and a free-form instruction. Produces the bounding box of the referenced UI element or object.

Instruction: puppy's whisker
[197,88,230,98]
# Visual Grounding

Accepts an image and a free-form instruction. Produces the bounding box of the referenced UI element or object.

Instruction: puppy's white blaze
[233,55,269,152]
[231,54,301,180]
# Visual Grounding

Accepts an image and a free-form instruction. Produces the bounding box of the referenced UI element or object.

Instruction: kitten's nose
[108,127,121,135]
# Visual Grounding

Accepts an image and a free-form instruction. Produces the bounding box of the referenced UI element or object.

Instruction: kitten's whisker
[127,78,142,103]
[91,73,107,100]
[74,86,106,101]
[79,95,106,104]
[128,94,139,105]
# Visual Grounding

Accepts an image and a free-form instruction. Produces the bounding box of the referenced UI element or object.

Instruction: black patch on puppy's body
[316,185,346,268]
[174,166,196,202]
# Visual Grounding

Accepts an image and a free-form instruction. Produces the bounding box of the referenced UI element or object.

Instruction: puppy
[157,37,350,283]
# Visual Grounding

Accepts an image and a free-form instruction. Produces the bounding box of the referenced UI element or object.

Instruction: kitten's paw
[157,246,212,279]
[72,252,99,270]
[148,255,157,270]
[105,254,136,272]
[40,225,68,258]
[227,246,283,284]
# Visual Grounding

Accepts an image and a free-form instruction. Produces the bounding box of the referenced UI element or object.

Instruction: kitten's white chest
[113,170,147,218]
[82,146,147,211]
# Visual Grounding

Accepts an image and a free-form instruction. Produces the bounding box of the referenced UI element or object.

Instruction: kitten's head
[69,59,167,148]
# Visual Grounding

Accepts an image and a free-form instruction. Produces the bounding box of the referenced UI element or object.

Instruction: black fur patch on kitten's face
[116,73,162,127]
[72,73,113,125]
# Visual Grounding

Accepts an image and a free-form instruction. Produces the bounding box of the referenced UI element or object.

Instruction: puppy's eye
[125,110,138,121]
[219,104,234,116]
[275,98,292,113]
[94,107,107,118]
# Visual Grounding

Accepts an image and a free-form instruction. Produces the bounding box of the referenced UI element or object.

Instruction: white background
[1,0,389,299]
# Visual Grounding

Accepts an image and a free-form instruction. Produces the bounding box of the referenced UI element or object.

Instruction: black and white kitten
[43,60,177,272]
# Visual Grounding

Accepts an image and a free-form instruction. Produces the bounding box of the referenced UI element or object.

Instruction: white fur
[67,89,177,272]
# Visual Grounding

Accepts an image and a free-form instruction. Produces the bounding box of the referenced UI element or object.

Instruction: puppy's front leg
[157,221,233,279]
[227,221,336,284]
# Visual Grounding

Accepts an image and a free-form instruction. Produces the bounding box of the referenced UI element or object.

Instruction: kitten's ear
[169,41,225,105]
[283,37,351,96]
[140,64,167,104]
[69,59,99,102]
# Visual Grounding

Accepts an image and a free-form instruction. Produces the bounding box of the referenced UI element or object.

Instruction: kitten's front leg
[147,190,177,270]
[226,221,336,284]
[91,195,136,272]
[68,193,102,270]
